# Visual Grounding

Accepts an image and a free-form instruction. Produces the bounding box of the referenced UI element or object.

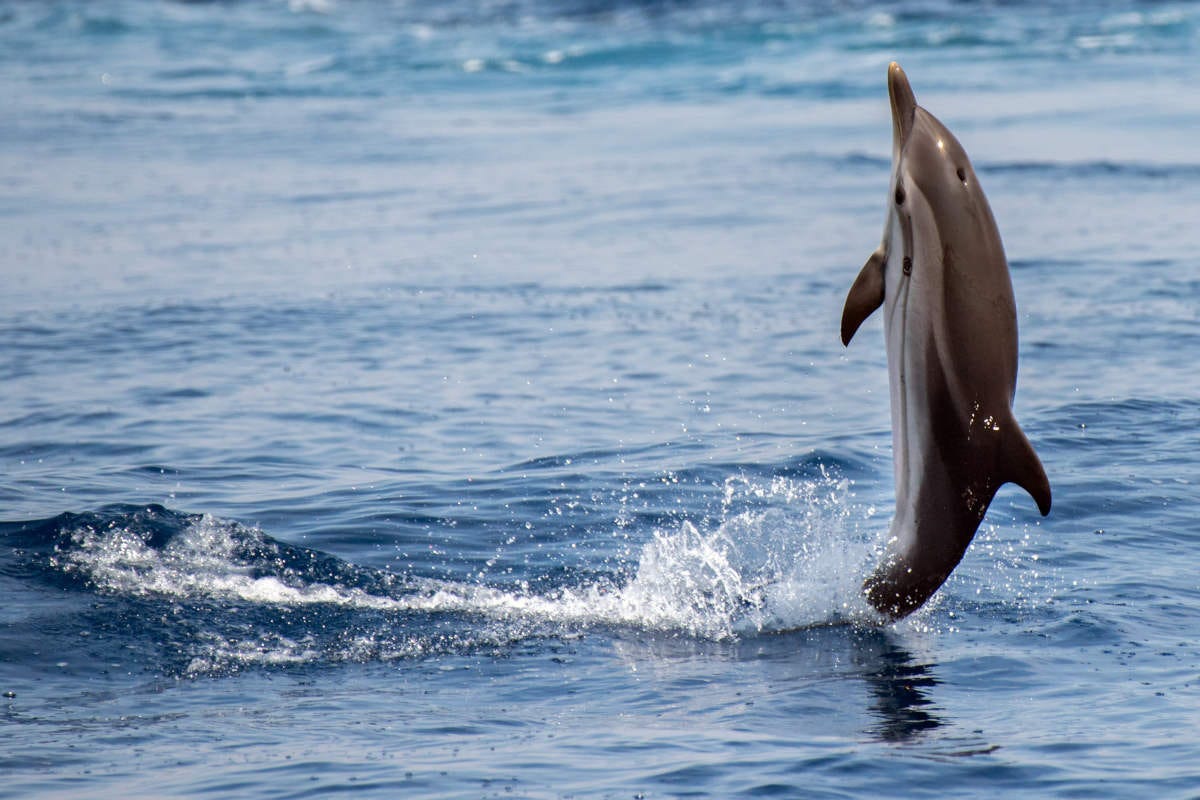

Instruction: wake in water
[6,468,885,675]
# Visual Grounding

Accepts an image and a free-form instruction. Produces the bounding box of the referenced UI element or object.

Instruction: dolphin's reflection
[856,629,942,742]
[607,623,946,744]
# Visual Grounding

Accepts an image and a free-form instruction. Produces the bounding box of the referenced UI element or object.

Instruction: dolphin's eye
[894,186,905,206]
[956,167,967,183]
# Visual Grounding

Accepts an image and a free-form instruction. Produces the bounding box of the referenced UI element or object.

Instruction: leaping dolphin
[841,62,1051,620]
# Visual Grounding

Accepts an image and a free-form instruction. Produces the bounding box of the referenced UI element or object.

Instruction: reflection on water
[606,622,947,745]
[860,636,942,743]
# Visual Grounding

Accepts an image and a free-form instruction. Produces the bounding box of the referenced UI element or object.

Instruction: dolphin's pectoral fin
[1002,424,1052,516]
[841,250,886,346]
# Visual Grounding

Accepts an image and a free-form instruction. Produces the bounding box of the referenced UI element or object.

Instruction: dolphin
[841,62,1051,620]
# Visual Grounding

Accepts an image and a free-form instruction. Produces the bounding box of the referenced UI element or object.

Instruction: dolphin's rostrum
[842,63,1051,620]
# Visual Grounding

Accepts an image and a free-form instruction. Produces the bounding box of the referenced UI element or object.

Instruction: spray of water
[52,469,895,672]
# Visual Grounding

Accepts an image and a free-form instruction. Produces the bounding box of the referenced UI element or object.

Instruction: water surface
[3,1,1200,797]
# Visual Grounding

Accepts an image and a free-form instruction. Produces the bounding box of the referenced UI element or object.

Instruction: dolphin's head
[886,62,981,230]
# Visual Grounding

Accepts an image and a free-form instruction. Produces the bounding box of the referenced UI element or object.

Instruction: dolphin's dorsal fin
[841,249,886,346]
[1002,423,1052,516]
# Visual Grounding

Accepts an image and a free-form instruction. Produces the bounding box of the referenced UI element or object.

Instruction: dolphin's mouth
[888,62,916,150]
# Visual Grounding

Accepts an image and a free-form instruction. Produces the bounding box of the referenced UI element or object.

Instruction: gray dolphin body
[841,63,1051,620]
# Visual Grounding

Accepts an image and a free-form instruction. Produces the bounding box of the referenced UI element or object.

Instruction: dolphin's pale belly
[883,246,939,563]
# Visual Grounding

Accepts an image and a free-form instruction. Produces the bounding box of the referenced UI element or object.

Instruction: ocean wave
[822,153,1200,182]
[980,160,1200,180]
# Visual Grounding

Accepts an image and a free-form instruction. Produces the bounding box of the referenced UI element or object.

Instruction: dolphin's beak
[888,62,916,149]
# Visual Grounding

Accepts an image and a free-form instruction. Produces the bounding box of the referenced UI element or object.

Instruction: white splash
[556,473,881,637]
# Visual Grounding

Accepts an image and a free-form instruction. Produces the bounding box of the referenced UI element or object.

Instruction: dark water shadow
[606,623,946,744]
[857,631,942,742]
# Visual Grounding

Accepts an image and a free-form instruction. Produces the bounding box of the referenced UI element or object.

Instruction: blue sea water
[3,0,1200,796]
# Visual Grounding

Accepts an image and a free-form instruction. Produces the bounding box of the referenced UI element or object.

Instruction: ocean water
[3,0,1200,796]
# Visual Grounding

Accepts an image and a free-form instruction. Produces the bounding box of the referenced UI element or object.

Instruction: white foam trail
[57,515,403,609]
[58,470,884,671]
